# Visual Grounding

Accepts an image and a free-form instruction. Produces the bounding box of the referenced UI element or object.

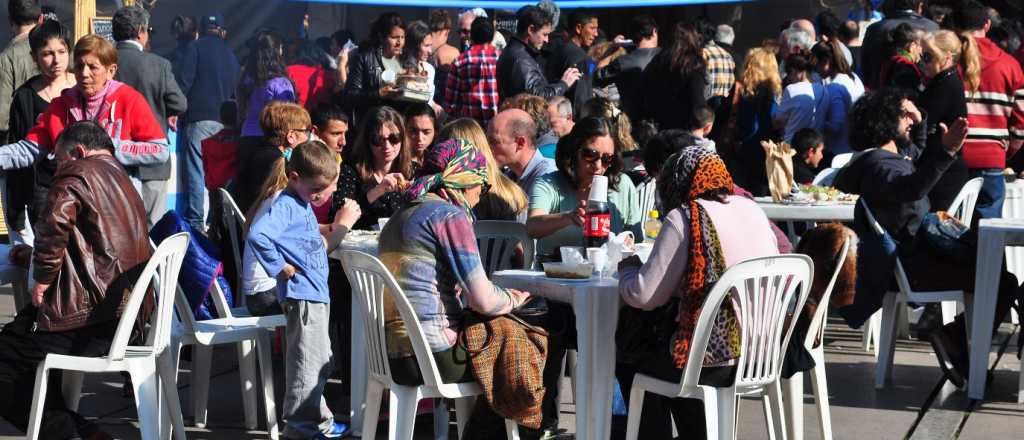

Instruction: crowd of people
[0,0,1020,439]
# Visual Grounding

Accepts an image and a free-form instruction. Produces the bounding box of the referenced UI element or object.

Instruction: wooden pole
[74,0,96,41]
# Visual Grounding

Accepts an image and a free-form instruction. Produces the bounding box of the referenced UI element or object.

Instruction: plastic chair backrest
[831,153,853,168]
[638,179,658,224]
[947,177,983,226]
[678,254,813,396]
[805,238,851,349]
[812,168,839,186]
[475,220,535,275]
[108,233,189,361]
[1002,182,1024,281]
[340,250,445,388]
[219,188,247,293]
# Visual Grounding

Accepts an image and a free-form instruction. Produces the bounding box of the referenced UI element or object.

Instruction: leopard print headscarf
[658,146,740,368]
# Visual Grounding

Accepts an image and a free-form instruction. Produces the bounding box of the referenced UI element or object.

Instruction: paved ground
[0,288,1020,439]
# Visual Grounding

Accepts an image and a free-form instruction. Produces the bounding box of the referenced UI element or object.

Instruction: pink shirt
[619,195,779,310]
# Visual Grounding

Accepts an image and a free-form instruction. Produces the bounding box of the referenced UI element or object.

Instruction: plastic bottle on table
[643,210,661,241]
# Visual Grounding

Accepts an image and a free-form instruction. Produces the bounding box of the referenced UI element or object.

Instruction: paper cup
[586,247,608,277]
[377,217,390,231]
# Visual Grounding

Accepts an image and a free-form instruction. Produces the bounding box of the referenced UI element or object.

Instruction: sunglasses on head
[372,134,402,147]
[580,146,615,166]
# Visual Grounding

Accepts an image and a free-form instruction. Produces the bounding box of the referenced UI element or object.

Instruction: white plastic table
[969,218,1024,400]
[754,197,855,243]
[329,232,379,435]
[491,270,621,440]
[754,197,855,222]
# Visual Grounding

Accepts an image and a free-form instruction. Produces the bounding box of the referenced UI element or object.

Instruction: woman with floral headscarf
[378,138,531,386]
[615,146,779,438]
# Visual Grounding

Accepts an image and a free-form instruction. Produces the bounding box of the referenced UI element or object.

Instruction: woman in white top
[401,21,441,114]
[812,40,865,155]
[616,146,778,438]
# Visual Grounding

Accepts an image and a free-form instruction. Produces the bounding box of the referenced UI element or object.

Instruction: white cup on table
[377,217,390,231]
[586,247,608,278]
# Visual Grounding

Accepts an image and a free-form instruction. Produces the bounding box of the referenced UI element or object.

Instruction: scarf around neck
[658,146,739,368]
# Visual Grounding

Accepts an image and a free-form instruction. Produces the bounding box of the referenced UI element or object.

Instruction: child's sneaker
[313,422,351,439]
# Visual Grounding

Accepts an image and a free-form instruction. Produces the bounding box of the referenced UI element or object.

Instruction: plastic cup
[377,217,390,231]
[586,247,608,277]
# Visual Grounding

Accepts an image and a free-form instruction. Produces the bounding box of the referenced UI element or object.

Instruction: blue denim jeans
[180,120,223,230]
[969,168,1005,220]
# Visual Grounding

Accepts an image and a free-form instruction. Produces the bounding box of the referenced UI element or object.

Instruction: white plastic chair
[219,187,249,309]
[624,254,813,440]
[26,233,190,440]
[638,178,658,226]
[1002,181,1024,403]
[171,279,284,438]
[339,250,520,440]
[861,178,983,359]
[475,220,535,275]
[830,153,853,169]
[777,238,851,440]
[860,200,968,388]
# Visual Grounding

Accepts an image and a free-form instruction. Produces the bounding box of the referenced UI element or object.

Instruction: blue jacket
[177,35,239,123]
[151,211,234,321]
[246,191,330,303]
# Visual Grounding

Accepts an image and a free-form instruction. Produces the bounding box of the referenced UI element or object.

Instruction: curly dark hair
[369,12,406,50]
[554,117,623,189]
[849,89,910,151]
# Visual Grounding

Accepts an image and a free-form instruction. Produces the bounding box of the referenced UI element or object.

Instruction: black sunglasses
[580,146,615,166]
[371,133,402,147]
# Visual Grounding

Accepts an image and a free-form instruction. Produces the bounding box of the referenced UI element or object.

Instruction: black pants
[328,260,352,386]
[245,287,283,316]
[616,354,737,440]
[0,310,116,439]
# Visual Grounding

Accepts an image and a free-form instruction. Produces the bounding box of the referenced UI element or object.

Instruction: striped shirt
[962,37,1024,170]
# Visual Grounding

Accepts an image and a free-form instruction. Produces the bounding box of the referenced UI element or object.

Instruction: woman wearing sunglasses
[526,116,642,259]
[332,105,414,230]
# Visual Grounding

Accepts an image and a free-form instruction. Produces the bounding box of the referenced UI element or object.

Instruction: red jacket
[201,128,239,190]
[287,64,335,111]
[0,80,169,171]
[963,37,1024,170]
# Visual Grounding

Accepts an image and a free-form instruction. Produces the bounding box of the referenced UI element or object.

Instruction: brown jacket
[33,154,151,332]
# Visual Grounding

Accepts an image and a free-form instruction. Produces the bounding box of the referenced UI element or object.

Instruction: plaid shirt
[703,42,735,98]
[444,44,500,124]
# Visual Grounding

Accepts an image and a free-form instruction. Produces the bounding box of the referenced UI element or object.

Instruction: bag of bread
[762,139,795,202]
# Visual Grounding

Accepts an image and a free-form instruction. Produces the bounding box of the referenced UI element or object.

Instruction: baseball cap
[203,14,225,30]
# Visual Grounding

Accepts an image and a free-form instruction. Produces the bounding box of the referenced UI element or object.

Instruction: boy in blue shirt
[248,141,361,439]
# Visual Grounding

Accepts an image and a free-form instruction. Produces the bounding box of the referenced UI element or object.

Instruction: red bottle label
[584,213,611,238]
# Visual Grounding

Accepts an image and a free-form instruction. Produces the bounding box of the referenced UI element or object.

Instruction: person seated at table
[241,140,362,316]
[834,89,1020,387]
[526,116,642,260]
[232,101,312,215]
[614,146,780,439]
[438,117,528,222]
[330,105,414,230]
[791,127,825,185]
[0,121,152,439]
[378,138,532,432]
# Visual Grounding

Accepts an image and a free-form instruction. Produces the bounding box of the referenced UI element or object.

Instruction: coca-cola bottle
[583,175,611,248]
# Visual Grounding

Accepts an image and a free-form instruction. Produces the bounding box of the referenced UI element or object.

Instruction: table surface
[754,197,855,222]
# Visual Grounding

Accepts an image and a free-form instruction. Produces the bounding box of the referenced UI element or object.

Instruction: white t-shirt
[241,191,281,295]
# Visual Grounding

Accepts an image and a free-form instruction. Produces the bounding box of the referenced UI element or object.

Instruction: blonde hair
[923,30,981,93]
[739,47,782,99]
[439,118,528,220]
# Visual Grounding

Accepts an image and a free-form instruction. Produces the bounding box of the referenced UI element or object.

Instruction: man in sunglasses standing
[112,5,188,228]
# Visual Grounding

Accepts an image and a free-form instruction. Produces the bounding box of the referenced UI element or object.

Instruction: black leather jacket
[496,37,567,101]
[343,46,387,120]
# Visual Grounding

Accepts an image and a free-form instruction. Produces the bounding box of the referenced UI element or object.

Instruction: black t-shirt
[8,75,52,228]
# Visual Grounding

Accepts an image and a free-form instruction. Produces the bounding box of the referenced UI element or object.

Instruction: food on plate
[542,262,593,279]
[791,184,858,203]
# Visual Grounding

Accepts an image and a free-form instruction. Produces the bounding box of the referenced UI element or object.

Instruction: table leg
[351,298,367,435]
[968,230,1003,400]
[574,286,618,440]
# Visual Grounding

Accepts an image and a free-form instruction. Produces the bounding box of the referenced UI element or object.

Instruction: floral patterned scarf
[657,146,739,368]
[404,139,488,219]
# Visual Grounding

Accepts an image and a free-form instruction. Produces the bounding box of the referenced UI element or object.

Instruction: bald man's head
[488,108,538,169]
